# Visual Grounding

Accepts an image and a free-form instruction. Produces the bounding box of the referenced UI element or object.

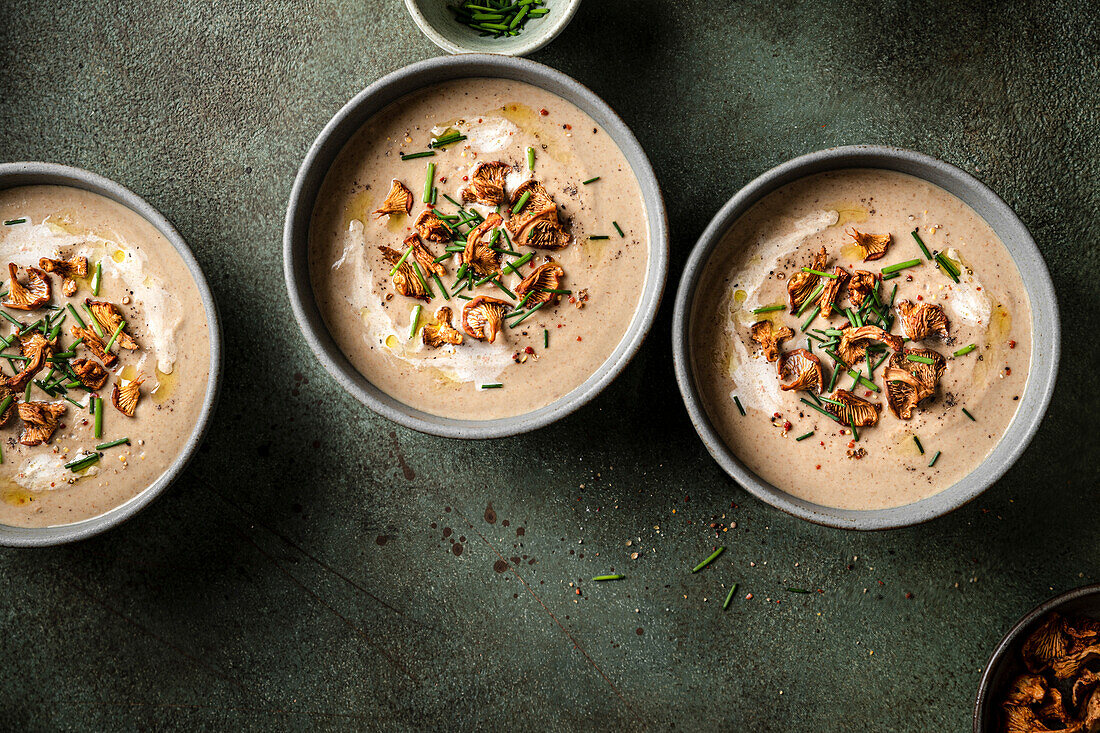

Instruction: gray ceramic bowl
[0,162,222,547]
[283,54,668,439]
[404,0,581,57]
[973,584,1100,731]
[671,145,1059,530]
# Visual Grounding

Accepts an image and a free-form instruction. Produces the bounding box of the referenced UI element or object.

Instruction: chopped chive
[935,253,960,282]
[422,162,435,203]
[818,396,846,406]
[3,218,26,226]
[490,278,516,299]
[581,176,600,185]
[408,304,422,340]
[849,417,859,441]
[800,306,820,332]
[502,252,533,276]
[93,396,103,438]
[103,320,126,353]
[800,397,834,419]
[751,304,785,314]
[457,295,472,300]
[691,546,725,573]
[795,431,815,441]
[433,274,450,301]
[480,383,503,389]
[0,311,23,330]
[613,221,625,238]
[526,146,535,170]
[588,235,610,241]
[928,450,941,467]
[723,583,738,610]
[881,258,922,275]
[430,133,467,148]
[845,370,878,392]
[66,303,87,328]
[65,452,102,471]
[410,260,434,298]
[543,329,549,348]
[802,267,837,279]
[510,302,545,327]
[511,190,531,214]
[881,272,900,281]
[906,354,935,365]
[0,395,12,418]
[913,435,925,454]
[911,230,933,259]
[90,261,102,296]
[540,288,571,295]
[962,407,976,421]
[953,344,977,357]
[95,437,131,450]
[400,151,436,161]
[733,395,745,416]
[795,282,826,317]
[592,574,624,581]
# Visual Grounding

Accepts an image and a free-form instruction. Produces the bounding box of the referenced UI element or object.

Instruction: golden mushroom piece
[749,320,794,362]
[787,246,827,311]
[4,331,52,391]
[778,349,824,393]
[421,307,463,348]
[463,213,503,276]
[414,209,453,243]
[514,262,565,307]
[896,299,950,341]
[39,256,88,297]
[818,266,850,318]
[3,263,51,310]
[461,161,509,206]
[71,357,109,390]
[507,179,570,250]
[846,228,891,262]
[70,324,118,368]
[824,389,882,427]
[379,240,433,301]
[17,401,66,446]
[884,347,946,419]
[86,299,138,350]
[846,270,878,308]
[1004,674,1048,707]
[461,296,510,343]
[836,325,903,366]
[518,217,570,250]
[372,179,413,218]
[112,375,145,417]
[0,387,17,428]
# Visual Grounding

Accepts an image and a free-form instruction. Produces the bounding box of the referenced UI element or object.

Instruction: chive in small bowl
[404,0,581,57]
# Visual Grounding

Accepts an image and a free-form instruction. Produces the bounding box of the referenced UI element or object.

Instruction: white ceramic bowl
[404,0,581,56]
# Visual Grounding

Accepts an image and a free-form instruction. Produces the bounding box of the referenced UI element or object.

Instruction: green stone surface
[1,1,1097,730]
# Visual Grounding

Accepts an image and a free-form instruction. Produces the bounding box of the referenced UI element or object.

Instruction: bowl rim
[670,144,1060,530]
[283,53,668,439]
[403,0,582,57]
[0,161,223,547]
[972,583,1100,731]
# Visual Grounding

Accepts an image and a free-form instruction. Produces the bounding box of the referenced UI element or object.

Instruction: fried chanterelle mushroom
[884,347,946,419]
[507,179,570,250]
[3,263,50,310]
[749,320,793,362]
[836,325,904,366]
[846,228,891,262]
[997,612,1100,733]
[5,331,52,391]
[373,179,413,218]
[71,357,109,390]
[112,375,145,417]
[71,324,117,368]
[463,213,503,276]
[846,270,878,309]
[461,161,509,206]
[379,236,442,301]
[18,401,65,446]
[39,256,88,297]
[461,296,510,343]
[86,299,137,350]
[787,246,827,312]
[818,266,850,318]
[824,389,881,427]
[421,306,463,348]
[896,299,950,341]
[414,209,453,243]
[514,262,565,307]
[778,349,824,393]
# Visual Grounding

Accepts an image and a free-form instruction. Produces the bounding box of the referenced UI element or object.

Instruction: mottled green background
[1,0,1097,730]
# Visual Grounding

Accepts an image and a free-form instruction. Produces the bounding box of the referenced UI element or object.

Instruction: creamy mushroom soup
[310,78,649,420]
[0,186,211,527]
[693,169,1031,510]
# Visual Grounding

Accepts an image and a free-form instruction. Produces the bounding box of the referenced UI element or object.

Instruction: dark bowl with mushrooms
[974,585,1100,732]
